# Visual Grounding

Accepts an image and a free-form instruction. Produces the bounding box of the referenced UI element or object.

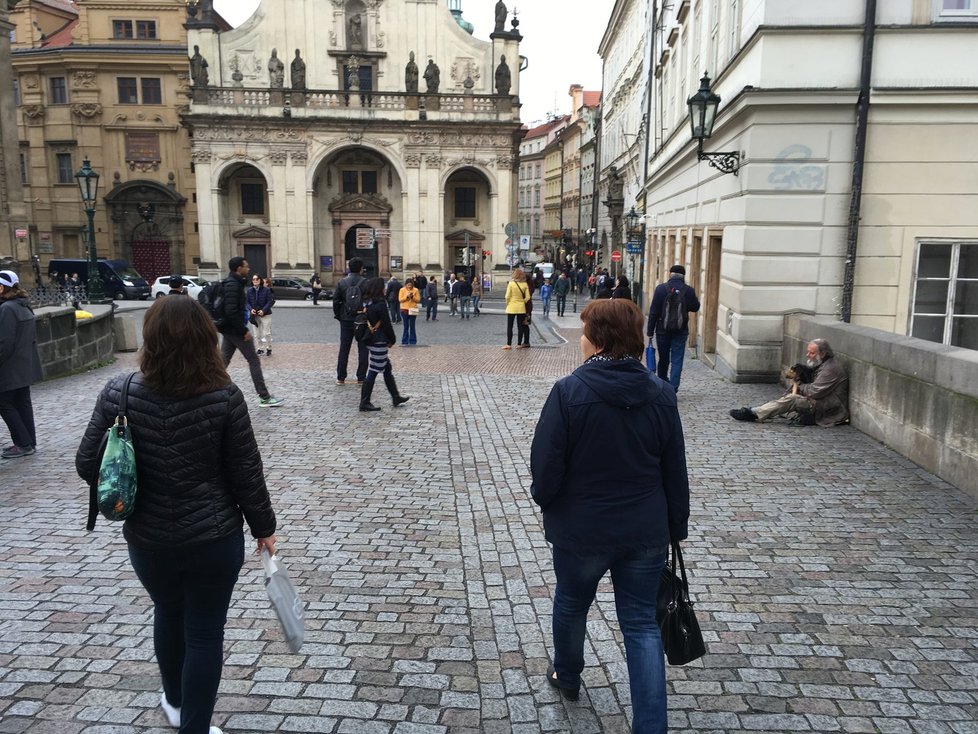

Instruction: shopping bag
[261,550,305,652]
[656,542,706,665]
[88,372,138,529]
[645,344,656,373]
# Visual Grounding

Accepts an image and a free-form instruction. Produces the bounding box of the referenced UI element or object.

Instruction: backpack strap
[87,371,137,531]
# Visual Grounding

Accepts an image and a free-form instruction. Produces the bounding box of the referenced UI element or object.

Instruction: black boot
[360,376,381,411]
[384,371,410,407]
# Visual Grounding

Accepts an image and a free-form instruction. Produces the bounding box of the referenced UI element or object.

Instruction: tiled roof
[41,18,77,48]
[582,91,601,107]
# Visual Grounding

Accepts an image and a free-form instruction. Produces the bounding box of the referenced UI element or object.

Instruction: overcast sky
[211,0,614,126]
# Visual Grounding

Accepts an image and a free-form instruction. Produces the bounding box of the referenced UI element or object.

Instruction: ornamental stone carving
[425,155,444,168]
[23,74,38,89]
[408,131,436,145]
[268,150,290,165]
[290,150,308,164]
[193,127,301,142]
[494,154,515,170]
[22,104,45,121]
[128,160,160,173]
[404,153,422,168]
[71,103,102,119]
[191,149,212,163]
[72,71,97,88]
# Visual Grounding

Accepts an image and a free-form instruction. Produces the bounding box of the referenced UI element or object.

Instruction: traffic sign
[626,242,643,254]
[15,228,27,239]
[374,229,391,238]
[504,222,516,237]
[519,235,530,248]
[610,250,622,262]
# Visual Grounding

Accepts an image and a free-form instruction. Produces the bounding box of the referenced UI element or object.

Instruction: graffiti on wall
[768,144,826,191]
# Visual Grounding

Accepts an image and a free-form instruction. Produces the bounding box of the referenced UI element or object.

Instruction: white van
[534,262,555,281]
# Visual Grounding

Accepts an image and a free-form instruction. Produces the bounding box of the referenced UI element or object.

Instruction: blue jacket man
[647,265,700,391]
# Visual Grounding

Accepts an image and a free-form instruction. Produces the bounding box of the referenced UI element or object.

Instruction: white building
[640,0,978,380]
[185,0,522,286]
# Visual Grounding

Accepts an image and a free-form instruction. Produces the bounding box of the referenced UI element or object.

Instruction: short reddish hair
[580,298,645,359]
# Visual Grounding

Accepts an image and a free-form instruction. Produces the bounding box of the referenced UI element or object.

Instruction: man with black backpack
[333,257,368,385]
[216,257,285,407]
[647,265,700,391]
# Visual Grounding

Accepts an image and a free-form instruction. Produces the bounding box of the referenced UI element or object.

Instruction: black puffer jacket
[76,373,276,550]
[219,272,249,337]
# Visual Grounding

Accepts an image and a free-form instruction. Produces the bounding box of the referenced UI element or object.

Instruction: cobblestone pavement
[1,329,976,734]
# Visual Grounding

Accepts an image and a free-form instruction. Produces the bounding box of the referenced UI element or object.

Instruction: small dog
[785,363,815,384]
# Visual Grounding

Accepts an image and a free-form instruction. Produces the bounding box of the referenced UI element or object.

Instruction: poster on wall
[320,256,333,272]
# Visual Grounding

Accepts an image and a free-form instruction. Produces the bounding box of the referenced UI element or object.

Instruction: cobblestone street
[0,324,976,734]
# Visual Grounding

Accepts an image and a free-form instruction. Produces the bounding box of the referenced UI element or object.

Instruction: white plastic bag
[261,550,305,652]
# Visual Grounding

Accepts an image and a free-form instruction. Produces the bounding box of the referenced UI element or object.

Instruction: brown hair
[139,296,231,396]
[580,298,645,359]
[0,283,29,301]
[512,269,526,282]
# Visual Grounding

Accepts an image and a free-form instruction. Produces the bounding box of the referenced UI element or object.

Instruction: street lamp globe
[75,157,100,209]
[687,73,721,141]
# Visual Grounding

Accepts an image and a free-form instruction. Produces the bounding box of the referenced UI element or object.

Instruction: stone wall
[783,314,978,499]
[35,305,116,379]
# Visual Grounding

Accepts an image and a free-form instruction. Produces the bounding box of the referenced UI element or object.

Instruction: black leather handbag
[656,542,706,665]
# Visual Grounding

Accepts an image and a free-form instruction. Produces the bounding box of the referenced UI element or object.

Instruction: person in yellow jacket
[398,279,422,345]
[503,268,532,349]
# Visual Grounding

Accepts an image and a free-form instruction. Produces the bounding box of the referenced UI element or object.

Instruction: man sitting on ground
[729,338,849,426]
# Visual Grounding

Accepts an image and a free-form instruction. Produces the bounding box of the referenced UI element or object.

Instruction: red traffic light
[585,250,595,256]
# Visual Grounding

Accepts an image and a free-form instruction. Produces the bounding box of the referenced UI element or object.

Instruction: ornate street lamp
[687,73,741,176]
[75,158,106,302]
[625,207,640,236]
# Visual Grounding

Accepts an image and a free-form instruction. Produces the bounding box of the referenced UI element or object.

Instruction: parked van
[47,259,150,300]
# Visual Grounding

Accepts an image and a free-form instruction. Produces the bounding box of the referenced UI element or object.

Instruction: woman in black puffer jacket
[76,295,276,734]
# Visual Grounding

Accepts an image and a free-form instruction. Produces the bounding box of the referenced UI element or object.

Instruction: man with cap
[167,275,187,295]
[647,264,700,391]
[0,270,43,458]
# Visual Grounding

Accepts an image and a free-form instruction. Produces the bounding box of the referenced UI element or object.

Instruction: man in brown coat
[729,338,849,426]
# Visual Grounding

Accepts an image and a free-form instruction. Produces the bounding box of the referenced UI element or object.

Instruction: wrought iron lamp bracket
[696,139,741,176]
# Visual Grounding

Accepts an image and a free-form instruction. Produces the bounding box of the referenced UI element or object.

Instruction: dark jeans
[388,301,401,323]
[337,320,368,382]
[401,313,417,344]
[426,299,438,320]
[129,532,244,734]
[506,313,529,346]
[655,331,689,391]
[556,294,567,316]
[552,545,669,734]
[220,332,269,399]
[311,288,322,305]
[0,386,36,448]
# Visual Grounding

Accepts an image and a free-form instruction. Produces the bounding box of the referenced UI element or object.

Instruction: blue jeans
[128,532,244,734]
[401,313,417,344]
[655,331,689,391]
[542,296,552,316]
[552,545,668,734]
[460,296,472,318]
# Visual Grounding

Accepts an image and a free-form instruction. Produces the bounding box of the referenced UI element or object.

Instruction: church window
[454,187,477,219]
[240,183,266,216]
[342,170,378,194]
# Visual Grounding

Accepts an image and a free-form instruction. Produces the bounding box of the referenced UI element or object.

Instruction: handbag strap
[87,372,137,531]
[671,541,692,602]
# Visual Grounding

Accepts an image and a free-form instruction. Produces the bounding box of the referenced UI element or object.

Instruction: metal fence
[27,285,89,309]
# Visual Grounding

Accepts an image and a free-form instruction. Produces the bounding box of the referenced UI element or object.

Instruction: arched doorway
[218,163,271,276]
[444,167,492,279]
[104,181,187,284]
[344,224,377,277]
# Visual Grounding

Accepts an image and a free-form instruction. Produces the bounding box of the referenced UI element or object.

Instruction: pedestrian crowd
[0,251,851,734]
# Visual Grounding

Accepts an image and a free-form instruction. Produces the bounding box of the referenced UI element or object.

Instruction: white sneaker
[160,693,180,727]
[210,728,223,734]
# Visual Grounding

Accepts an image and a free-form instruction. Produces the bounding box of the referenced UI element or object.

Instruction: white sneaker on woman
[159,693,180,727]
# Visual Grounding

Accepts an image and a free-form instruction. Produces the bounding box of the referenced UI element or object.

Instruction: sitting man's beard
[807,357,822,369]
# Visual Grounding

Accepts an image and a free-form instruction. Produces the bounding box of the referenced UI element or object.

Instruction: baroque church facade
[185,0,523,286]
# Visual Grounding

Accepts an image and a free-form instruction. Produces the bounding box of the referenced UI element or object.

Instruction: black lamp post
[625,206,645,307]
[75,158,106,302]
[687,73,741,176]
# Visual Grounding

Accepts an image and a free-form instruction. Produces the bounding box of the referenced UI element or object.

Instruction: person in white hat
[0,270,43,458]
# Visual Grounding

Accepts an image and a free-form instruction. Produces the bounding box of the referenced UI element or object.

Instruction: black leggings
[507,313,530,346]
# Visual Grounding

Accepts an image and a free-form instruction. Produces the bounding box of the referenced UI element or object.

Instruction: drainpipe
[840,0,878,323]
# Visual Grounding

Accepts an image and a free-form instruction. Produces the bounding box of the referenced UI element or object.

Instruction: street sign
[519,234,530,248]
[611,250,623,262]
[506,255,517,267]
[355,229,375,249]
[374,229,392,238]
[15,228,27,239]
[504,222,516,237]
[626,242,643,254]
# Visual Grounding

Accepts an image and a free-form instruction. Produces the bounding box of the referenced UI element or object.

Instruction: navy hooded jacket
[530,357,690,554]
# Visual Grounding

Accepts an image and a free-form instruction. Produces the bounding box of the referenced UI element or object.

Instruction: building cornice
[13,45,189,58]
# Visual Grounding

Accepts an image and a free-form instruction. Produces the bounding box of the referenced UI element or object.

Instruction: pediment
[445,228,486,242]
[232,225,271,239]
[328,193,393,214]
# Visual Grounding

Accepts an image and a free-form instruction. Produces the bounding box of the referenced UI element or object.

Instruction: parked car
[150,275,209,299]
[270,277,332,301]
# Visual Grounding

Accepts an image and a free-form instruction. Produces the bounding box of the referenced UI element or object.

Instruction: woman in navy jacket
[530,297,690,734]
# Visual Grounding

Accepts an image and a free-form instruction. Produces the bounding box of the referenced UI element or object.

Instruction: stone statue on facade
[608,166,624,200]
[348,13,363,48]
[494,1,508,33]
[495,55,511,96]
[189,45,209,87]
[268,49,285,88]
[405,51,419,93]
[291,49,306,90]
[424,59,440,94]
[347,56,361,91]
